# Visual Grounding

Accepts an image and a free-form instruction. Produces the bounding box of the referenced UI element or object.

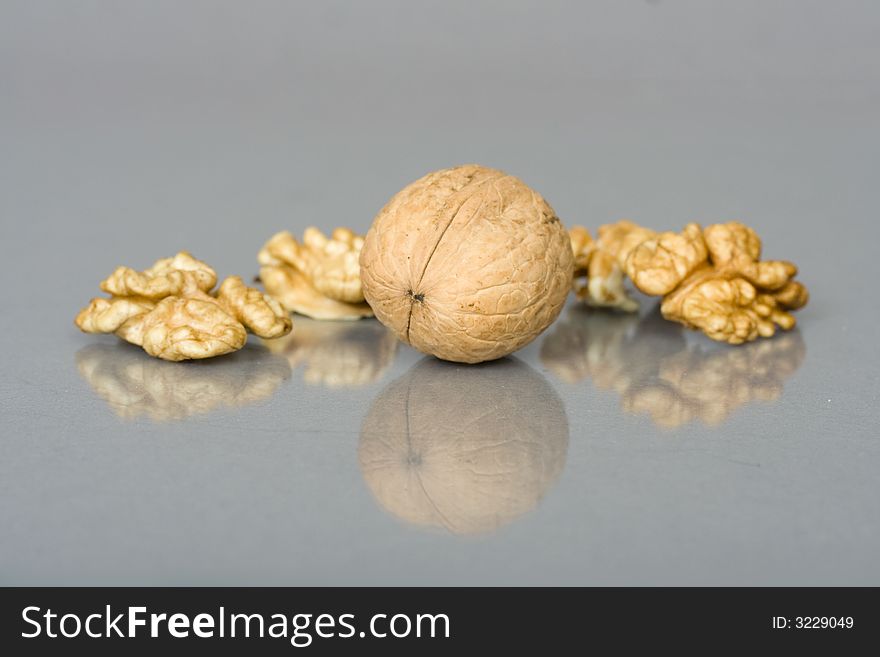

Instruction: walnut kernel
[258,228,373,320]
[76,252,292,360]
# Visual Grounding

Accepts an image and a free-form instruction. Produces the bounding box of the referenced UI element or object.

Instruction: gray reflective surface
[541,306,807,429]
[360,357,569,536]
[1,1,879,585]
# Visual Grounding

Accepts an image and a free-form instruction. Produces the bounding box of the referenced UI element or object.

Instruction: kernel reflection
[359,358,569,535]
[262,318,397,388]
[75,343,291,421]
[541,306,806,428]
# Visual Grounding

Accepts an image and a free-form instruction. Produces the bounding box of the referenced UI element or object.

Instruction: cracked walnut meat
[360,164,574,364]
[627,221,809,344]
[75,252,292,360]
[570,220,809,344]
[569,221,657,312]
[258,228,373,320]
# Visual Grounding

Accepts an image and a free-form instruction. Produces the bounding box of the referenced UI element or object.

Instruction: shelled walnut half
[626,221,809,344]
[569,221,657,312]
[75,252,292,360]
[569,220,809,344]
[258,227,373,320]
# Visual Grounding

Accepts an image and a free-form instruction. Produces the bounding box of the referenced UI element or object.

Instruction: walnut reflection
[359,358,569,535]
[75,343,291,421]
[262,318,397,388]
[540,306,806,428]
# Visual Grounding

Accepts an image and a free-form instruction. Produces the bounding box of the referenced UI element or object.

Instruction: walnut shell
[360,165,574,364]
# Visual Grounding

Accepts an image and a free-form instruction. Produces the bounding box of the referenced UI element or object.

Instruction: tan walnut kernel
[569,220,656,312]
[569,219,808,344]
[258,228,373,320]
[75,252,292,361]
[629,221,809,344]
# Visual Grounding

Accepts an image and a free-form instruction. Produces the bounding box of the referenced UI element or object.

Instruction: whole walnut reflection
[76,343,291,421]
[262,318,397,388]
[359,358,569,535]
[540,306,806,429]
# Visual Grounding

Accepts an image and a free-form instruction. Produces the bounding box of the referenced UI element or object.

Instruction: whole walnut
[360,165,574,364]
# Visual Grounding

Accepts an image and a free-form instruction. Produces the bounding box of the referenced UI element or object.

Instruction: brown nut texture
[571,219,809,344]
[629,221,809,344]
[569,225,595,276]
[101,251,217,298]
[258,228,373,320]
[569,221,656,312]
[360,164,574,363]
[76,252,292,361]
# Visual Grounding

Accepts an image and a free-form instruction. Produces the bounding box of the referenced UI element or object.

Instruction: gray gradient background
[1,0,878,585]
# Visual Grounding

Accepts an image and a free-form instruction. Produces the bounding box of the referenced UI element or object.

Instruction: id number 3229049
[772,617,854,630]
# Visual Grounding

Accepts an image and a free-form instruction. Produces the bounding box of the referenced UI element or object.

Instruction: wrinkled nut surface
[570,219,809,344]
[360,164,574,363]
[625,223,707,296]
[216,275,291,339]
[568,221,655,312]
[258,228,373,320]
[101,251,217,298]
[258,263,373,321]
[569,226,595,275]
[76,252,292,361]
[628,221,809,344]
[138,297,247,361]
